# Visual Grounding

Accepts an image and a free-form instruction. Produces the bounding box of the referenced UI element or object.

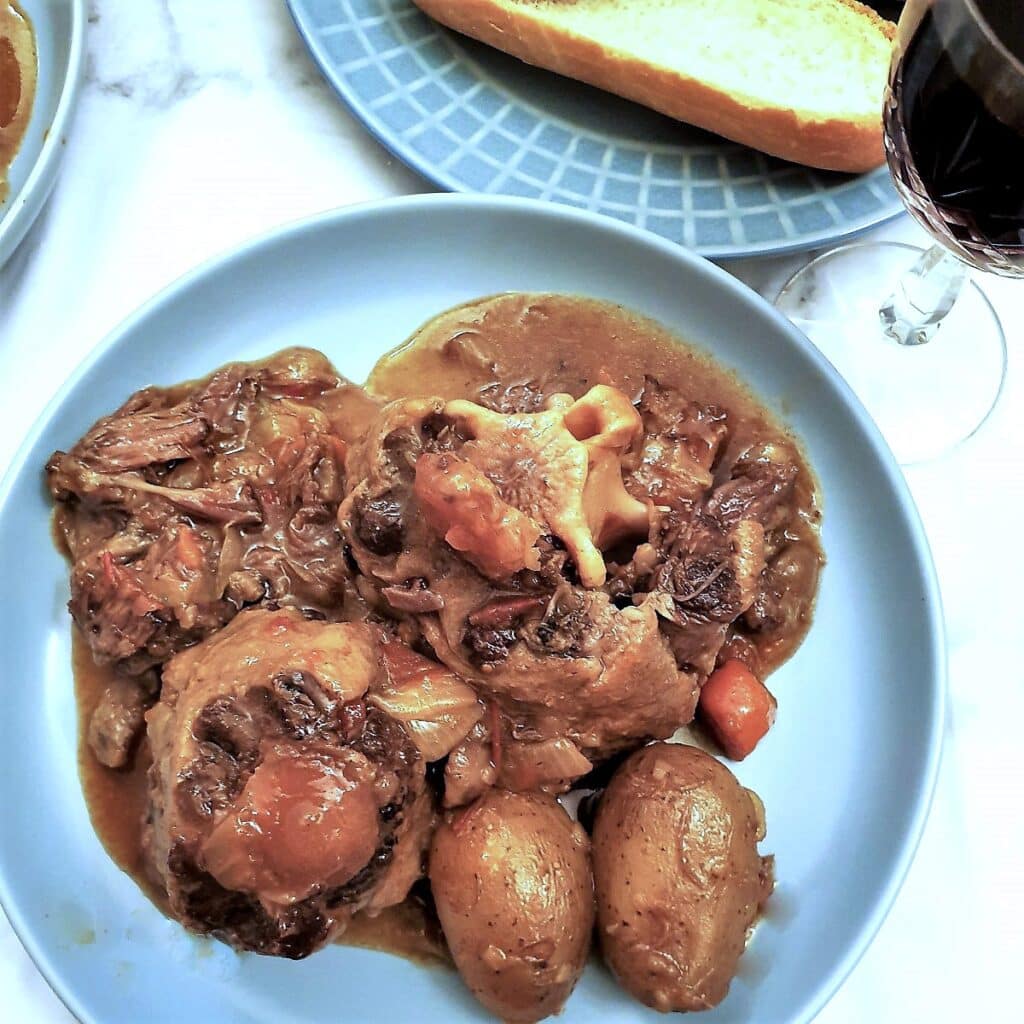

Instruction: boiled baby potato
[592,742,772,1012]
[430,790,594,1022]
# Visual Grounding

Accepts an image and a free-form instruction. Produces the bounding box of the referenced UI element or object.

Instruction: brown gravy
[69,293,821,966]
[340,892,450,966]
[74,629,450,965]
[371,293,822,674]
[73,632,167,912]
[0,0,36,203]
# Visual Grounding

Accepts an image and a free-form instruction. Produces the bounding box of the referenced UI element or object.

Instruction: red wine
[884,0,1024,276]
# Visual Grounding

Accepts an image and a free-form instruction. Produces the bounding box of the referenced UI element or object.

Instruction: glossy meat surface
[48,349,374,675]
[144,608,431,957]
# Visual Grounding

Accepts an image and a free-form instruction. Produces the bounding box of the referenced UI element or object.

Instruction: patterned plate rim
[286,0,906,260]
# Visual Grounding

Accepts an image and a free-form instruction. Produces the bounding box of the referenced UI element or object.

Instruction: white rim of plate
[0,0,87,268]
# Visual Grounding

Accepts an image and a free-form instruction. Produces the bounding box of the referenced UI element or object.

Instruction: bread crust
[411,0,894,173]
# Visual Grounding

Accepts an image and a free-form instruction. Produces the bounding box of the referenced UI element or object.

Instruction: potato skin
[430,790,594,1023]
[592,743,772,1012]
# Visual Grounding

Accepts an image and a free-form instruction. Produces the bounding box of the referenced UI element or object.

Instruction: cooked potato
[592,743,772,1012]
[430,790,594,1022]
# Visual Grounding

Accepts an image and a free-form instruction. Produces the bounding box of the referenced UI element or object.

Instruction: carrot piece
[699,659,777,761]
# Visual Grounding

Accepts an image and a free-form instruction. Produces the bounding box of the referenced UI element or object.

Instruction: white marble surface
[1,2,1022,1021]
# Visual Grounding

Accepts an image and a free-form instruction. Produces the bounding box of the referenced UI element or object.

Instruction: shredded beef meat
[652,517,765,625]
[67,391,211,473]
[68,525,235,674]
[707,441,800,531]
[520,591,592,658]
[744,543,821,636]
[624,413,810,680]
[627,378,730,509]
[49,349,359,675]
[87,672,159,769]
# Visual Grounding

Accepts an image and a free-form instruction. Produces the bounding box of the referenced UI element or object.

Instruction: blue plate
[0,196,943,1024]
[0,0,85,269]
[288,0,904,259]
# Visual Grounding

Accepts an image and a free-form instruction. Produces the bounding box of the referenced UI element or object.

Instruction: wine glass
[775,0,1021,464]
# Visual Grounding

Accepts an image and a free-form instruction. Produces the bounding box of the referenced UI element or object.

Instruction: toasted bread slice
[411,0,895,172]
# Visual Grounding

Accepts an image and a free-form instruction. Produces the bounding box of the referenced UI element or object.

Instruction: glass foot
[775,242,1007,465]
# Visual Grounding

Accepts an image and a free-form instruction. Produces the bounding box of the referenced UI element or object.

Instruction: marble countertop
[2,2,1021,1021]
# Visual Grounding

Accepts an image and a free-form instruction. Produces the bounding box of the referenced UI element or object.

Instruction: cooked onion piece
[373,639,484,762]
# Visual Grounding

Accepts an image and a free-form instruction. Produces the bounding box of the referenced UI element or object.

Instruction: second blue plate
[288,0,904,259]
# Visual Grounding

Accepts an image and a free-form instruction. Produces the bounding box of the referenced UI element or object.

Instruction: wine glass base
[775,242,1007,466]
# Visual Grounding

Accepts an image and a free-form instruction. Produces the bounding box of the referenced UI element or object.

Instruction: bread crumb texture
[499,0,892,122]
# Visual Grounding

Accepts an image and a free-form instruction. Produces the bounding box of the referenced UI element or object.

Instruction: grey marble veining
[85,0,348,109]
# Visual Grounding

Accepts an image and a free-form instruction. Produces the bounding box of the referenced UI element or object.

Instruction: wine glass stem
[878,244,969,346]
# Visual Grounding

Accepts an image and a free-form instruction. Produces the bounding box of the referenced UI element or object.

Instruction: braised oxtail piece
[144,608,433,957]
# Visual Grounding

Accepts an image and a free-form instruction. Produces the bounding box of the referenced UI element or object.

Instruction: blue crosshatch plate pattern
[288,0,904,259]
